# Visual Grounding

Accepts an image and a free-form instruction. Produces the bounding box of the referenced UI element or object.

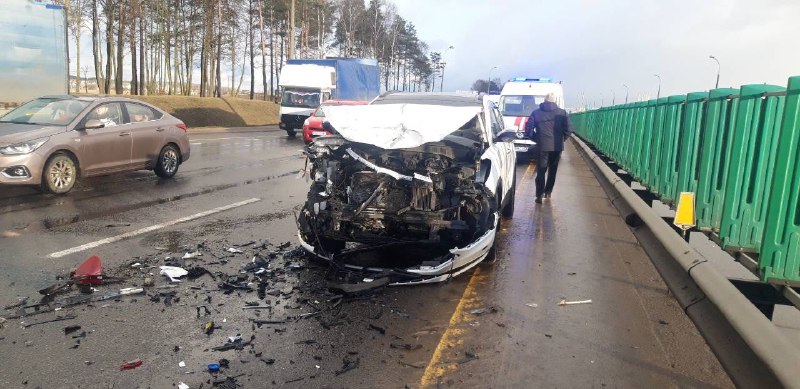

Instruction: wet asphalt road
[0,129,733,388]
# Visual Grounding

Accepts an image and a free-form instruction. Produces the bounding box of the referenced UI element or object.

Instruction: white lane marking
[47,198,261,259]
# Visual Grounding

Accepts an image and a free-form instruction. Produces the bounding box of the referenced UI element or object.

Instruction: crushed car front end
[296,104,501,284]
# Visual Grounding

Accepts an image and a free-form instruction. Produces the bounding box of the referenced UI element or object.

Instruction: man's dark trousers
[536,151,562,197]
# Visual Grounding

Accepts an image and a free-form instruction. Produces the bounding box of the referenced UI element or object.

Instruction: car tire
[155,144,181,178]
[502,174,516,218]
[286,129,297,137]
[41,152,78,194]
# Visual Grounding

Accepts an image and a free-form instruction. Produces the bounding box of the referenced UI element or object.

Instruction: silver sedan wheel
[48,156,76,192]
[42,153,78,194]
[161,148,179,175]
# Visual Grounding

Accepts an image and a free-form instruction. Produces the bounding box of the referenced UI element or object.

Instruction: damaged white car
[297,93,517,284]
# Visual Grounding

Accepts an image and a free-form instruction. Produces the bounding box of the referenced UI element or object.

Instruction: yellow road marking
[419,162,536,387]
[419,267,484,387]
[523,161,535,182]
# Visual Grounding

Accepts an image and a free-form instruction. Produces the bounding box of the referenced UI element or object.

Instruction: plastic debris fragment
[160,266,188,282]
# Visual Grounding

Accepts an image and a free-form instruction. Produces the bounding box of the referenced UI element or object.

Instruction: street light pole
[654,74,662,99]
[623,84,629,104]
[488,66,497,93]
[439,45,454,92]
[611,89,615,106]
[709,55,720,88]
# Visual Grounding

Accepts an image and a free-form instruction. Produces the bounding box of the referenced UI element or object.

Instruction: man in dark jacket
[524,93,573,204]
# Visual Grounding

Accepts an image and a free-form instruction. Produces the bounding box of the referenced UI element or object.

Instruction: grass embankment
[133,95,279,128]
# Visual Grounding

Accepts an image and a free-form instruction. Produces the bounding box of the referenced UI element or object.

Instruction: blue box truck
[278,58,380,137]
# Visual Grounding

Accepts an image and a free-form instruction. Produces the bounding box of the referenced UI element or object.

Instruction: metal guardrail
[572,135,800,388]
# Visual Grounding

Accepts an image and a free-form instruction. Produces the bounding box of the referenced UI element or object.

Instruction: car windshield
[281,89,321,108]
[499,95,545,117]
[0,97,90,126]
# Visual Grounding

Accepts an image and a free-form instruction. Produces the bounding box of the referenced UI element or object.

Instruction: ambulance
[498,77,564,156]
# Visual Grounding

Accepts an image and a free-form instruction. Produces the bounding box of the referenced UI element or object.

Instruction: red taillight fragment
[177,123,187,132]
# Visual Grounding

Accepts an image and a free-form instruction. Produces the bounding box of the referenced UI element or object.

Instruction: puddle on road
[7,170,300,235]
[0,154,303,214]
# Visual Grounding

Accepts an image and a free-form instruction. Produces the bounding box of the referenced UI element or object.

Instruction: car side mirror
[82,119,105,130]
[494,128,518,143]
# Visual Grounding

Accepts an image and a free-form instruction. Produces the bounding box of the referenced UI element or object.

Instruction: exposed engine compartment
[297,130,497,258]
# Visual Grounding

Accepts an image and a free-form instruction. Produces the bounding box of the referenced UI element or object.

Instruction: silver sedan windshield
[0,98,90,127]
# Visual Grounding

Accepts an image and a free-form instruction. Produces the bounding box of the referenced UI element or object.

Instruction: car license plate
[514,147,528,152]
[312,131,327,136]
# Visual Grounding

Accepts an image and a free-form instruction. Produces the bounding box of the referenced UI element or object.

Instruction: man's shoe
[535,196,543,204]
[544,192,551,199]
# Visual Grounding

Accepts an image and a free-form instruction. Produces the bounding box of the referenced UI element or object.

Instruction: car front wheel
[42,152,78,194]
[155,144,181,178]
[502,173,516,218]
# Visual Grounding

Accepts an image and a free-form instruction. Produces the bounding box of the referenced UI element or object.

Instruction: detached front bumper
[297,212,498,285]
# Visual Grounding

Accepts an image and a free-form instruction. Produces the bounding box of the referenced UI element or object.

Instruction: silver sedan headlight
[0,138,48,155]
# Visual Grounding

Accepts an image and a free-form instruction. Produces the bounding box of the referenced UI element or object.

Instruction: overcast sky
[394,0,800,106]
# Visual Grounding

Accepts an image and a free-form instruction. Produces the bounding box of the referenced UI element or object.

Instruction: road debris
[160,266,188,282]
[208,362,221,373]
[120,359,144,370]
[368,324,386,335]
[204,321,215,335]
[390,343,422,350]
[525,302,538,308]
[334,356,360,376]
[177,382,189,389]
[399,361,427,369]
[23,315,76,328]
[212,376,240,388]
[458,351,479,364]
[328,277,390,295]
[120,287,144,295]
[72,256,104,286]
[182,251,202,259]
[179,361,186,368]
[187,266,214,280]
[469,306,499,316]
[558,299,592,306]
[227,247,244,254]
[3,297,28,310]
[212,336,252,351]
[63,325,81,335]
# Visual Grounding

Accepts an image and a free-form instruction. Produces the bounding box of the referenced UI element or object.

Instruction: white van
[498,78,564,155]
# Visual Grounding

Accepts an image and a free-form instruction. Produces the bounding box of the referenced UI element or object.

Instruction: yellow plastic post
[674,192,697,231]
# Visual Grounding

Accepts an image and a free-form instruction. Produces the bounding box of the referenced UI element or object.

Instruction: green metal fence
[572,76,800,286]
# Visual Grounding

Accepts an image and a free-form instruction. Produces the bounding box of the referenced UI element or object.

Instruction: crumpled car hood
[322,104,483,149]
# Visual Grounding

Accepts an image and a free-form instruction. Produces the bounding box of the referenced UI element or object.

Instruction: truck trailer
[278,58,380,137]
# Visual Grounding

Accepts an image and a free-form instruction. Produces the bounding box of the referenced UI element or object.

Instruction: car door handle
[119,132,131,137]
[156,128,166,132]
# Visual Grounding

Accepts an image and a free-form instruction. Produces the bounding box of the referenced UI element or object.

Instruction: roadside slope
[133,96,279,128]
